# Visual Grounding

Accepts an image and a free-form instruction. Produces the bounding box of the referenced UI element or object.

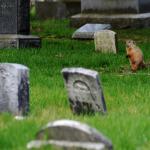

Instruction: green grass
[0,19,150,150]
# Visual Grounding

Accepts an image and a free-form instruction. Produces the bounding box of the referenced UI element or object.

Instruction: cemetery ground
[0,19,150,150]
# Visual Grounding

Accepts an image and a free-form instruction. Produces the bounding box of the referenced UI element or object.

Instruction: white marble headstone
[0,63,29,116]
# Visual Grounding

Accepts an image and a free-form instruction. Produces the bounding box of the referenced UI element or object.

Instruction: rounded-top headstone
[36,119,113,149]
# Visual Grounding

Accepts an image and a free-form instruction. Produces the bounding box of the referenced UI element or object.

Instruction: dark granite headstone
[0,0,41,48]
[62,68,106,115]
[27,120,113,150]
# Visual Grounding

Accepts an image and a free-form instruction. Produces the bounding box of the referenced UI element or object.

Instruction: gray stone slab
[62,68,106,114]
[72,24,111,39]
[27,120,113,150]
[0,63,29,116]
[70,13,150,28]
[94,30,117,54]
[81,0,150,14]
[0,34,41,49]
[0,0,30,34]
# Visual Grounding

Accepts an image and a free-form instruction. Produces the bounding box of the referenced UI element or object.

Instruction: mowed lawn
[0,19,150,150]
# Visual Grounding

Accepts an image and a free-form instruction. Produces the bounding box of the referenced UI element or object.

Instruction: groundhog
[126,40,145,72]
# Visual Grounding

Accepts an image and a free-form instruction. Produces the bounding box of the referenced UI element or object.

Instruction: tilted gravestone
[72,23,111,39]
[27,120,113,150]
[70,0,150,28]
[61,68,106,115]
[0,63,29,116]
[94,30,117,54]
[0,0,41,48]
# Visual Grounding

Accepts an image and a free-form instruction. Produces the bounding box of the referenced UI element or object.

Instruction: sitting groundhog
[126,40,145,72]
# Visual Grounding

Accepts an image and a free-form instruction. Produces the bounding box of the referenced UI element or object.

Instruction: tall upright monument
[0,0,41,48]
[71,0,150,29]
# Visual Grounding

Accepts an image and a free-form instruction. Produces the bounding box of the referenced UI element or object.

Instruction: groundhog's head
[126,39,136,48]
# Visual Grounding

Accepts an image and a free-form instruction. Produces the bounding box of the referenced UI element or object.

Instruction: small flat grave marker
[0,63,29,116]
[72,23,111,39]
[61,68,106,114]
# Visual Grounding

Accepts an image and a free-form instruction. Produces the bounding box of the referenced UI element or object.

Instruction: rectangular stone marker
[0,0,41,48]
[0,63,29,116]
[72,23,111,39]
[61,68,106,114]
[70,0,150,28]
[27,120,113,150]
[94,30,117,54]
[0,0,29,34]
[81,0,150,14]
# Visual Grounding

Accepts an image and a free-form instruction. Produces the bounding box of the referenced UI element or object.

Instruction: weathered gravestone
[94,30,117,54]
[70,0,150,28]
[61,68,106,115]
[27,119,113,150]
[0,63,29,116]
[72,23,111,39]
[0,0,41,48]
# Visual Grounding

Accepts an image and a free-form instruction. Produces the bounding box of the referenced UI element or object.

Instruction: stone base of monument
[70,13,150,28]
[0,34,41,49]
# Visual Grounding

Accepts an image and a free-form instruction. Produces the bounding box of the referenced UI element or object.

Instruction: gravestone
[94,30,117,54]
[0,0,41,48]
[70,0,150,28]
[0,63,29,116]
[72,23,111,39]
[61,68,106,115]
[27,120,113,150]
[35,0,81,19]
[81,0,150,14]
